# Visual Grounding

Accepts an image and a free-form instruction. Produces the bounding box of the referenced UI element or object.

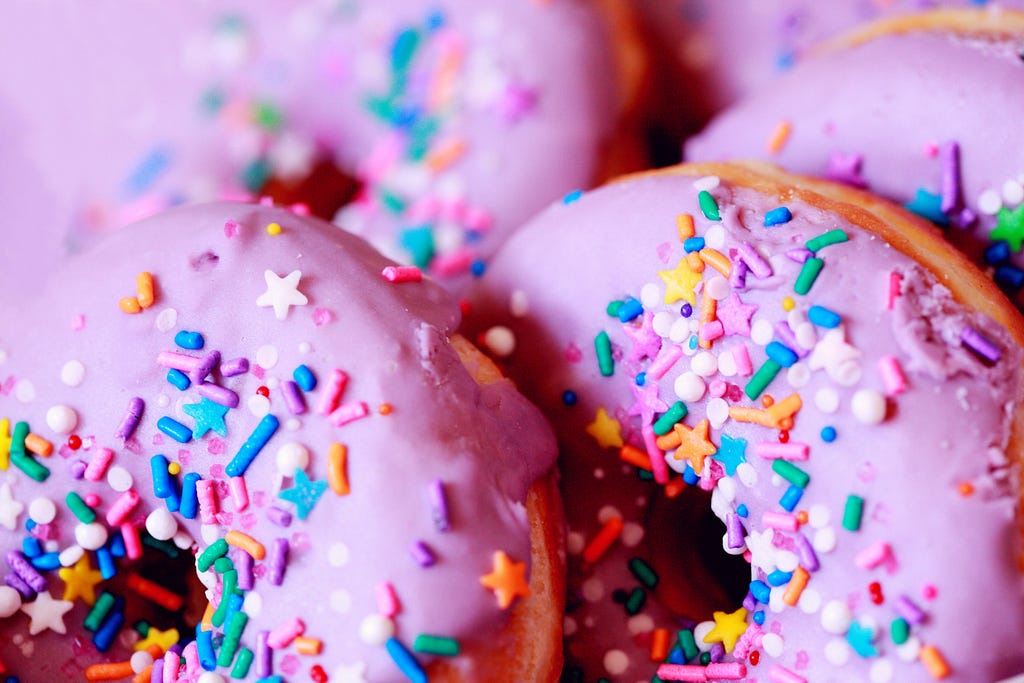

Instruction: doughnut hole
[260,157,360,220]
[646,487,749,621]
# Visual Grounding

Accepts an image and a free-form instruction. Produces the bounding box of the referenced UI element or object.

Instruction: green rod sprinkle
[628,557,659,588]
[698,190,721,221]
[652,401,689,436]
[66,491,96,524]
[84,592,116,632]
[677,629,699,661]
[624,587,647,615]
[843,495,865,531]
[10,421,28,456]
[197,538,229,572]
[413,634,461,657]
[10,453,49,482]
[772,460,810,489]
[230,647,255,679]
[744,359,782,400]
[806,229,849,252]
[596,331,614,377]
[794,257,825,295]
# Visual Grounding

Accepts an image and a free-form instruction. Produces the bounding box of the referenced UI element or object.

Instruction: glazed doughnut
[688,10,1024,304]
[0,0,647,296]
[467,161,1024,681]
[0,202,562,681]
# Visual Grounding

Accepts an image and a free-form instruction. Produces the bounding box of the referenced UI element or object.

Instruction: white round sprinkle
[596,505,623,524]
[567,531,585,555]
[704,224,726,249]
[603,650,629,676]
[276,442,311,477]
[132,652,156,675]
[255,345,279,370]
[705,275,731,301]
[28,498,57,525]
[564,616,578,637]
[722,533,746,556]
[60,361,86,387]
[173,530,193,549]
[786,363,810,388]
[751,319,774,346]
[247,394,271,418]
[582,577,605,602]
[640,283,662,310]
[693,175,720,192]
[59,545,85,567]
[852,389,887,424]
[155,308,178,333]
[896,636,922,661]
[669,317,691,343]
[674,372,706,402]
[509,290,530,317]
[707,398,730,429]
[327,543,350,568]
[815,388,840,414]
[824,638,851,666]
[831,360,863,386]
[627,614,654,635]
[46,405,78,435]
[329,589,352,614]
[145,508,178,542]
[821,600,853,634]
[0,585,22,618]
[775,550,799,573]
[814,527,837,554]
[736,462,758,487]
[621,522,645,547]
[14,380,36,403]
[718,350,737,377]
[483,326,516,358]
[808,504,830,528]
[196,673,225,683]
[978,189,1003,215]
[359,614,395,645]
[652,311,675,337]
[243,591,263,618]
[762,633,784,657]
[75,522,109,551]
[693,621,716,652]
[715,477,737,503]
[798,588,822,614]
[1003,179,1024,207]
[107,466,134,492]
[795,322,817,349]
[691,351,718,377]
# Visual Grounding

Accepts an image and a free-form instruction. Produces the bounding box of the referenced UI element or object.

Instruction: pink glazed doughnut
[0,0,646,297]
[0,202,562,681]
[467,162,1024,681]
[687,10,1024,306]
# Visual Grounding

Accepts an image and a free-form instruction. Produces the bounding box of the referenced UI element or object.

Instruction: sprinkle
[782,566,810,607]
[582,516,624,564]
[891,618,910,645]
[121,523,143,560]
[377,581,401,618]
[11,452,50,482]
[230,476,249,511]
[157,417,192,444]
[919,645,951,679]
[150,455,174,500]
[316,369,349,415]
[767,666,807,683]
[280,380,307,415]
[960,326,1001,363]
[221,357,250,377]
[327,443,350,496]
[268,538,289,586]
[656,664,710,681]
[940,141,962,214]
[652,401,688,436]
[628,557,659,589]
[84,448,115,483]
[195,625,216,670]
[807,305,841,328]
[754,442,809,461]
[293,364,317,392]
[766,120,792,154]
[771,460,810,489]
[266,222,282,236]
[225,530,266,561]
[174,330,204,350]
[677,213,696,240]
[618,297,643,322]
[563,189,583,204]
[625,587,646,615]
[156,351,200,373]
[226,414,280,477]
[409,541,436,567]
[595,331,614,376]
[381,265,424,283]
[762,511,798,532]
[793,257,824,295]
[386,637,427,683]
[765,341,798,368]
[842,495,865,531]
[744,359,781,400]
[643,425,669,484]
[256,270,309,320]
[7,551,46,592]
[698,191,721,221]
[737,243,772,278]
[764,207,793,226]
[190,350,221,384]
[196,479,218,525]
[197,539,228,573]
[267,617,305,649]
[119,297,142,314]
[115,397,145,440]
[894,594,927,625]
[805,230,849,253]
[196,382,240,410]
[24,433,53,457]
[699,248,732,278]
[855,541,891,570]
[126,574,183,612]
[412,634,460,657]
[179,473,201,520]
[66,491,96,523]
[84,662,135,681]
[84,592,117,631]
[329,401,370,427]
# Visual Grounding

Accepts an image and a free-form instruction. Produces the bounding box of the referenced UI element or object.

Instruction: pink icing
[0,0,618,296]
[0,202,557,680]
[468,171,1024,681]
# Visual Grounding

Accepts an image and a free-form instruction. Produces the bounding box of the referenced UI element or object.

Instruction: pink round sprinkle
[708,380,727,398]
[85,493,101,508]
[923,142,940,157]
[922,584,938,600]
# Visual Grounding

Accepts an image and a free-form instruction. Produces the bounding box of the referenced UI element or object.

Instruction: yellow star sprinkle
[657,418,717,475]
[586,407,623,450]
[480,551,531,609]
[704,607,749,653]
[58,556,103,605]
[658,258,703,306]
[135,626,180,653]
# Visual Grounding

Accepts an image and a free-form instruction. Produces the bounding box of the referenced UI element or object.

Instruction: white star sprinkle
[256,270,308,321]
[20,590,74,635]
[0,482,24,531]
[333,662,368,683]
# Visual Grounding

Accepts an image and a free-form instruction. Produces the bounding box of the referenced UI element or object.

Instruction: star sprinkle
[713,434,748,476]
[135,626,180,653]
[745,528,778,573]
[0,482,24,531]
[808,328,861,380]
[991,202,1024,252]
[659,258,703,306]
[622,312,662,362]
[627,380,668,427]
[479,551,531,609]
[826,151,867,189]
[662,419,717,475]
[905,188,949,227]
[716,294,758,337]
[58,556,103,605]
[20,590,74,635]
[183,397,230,439]
[256,270,309,320]
[846,620,880,658]
[703,607,749,653]
[279,469,328,520]
[586,407,623,450]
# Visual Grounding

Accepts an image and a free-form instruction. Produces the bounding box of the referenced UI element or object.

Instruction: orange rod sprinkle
[766,120,792,155]
[919,645,951,679]
[655,429,681,451]
[699,287,718,350]
[650,628,671,661]
[133,666,153,683]
[295,637,324,655]
[699,248,732,278]
[126,574,184,612]
[226,529,266,560]
[328,443,350,495]
[729,406,775,427]
[664,477,687,499]
[84,661,135,681]
[426,138,467,173]
[200,602,215,629]
[619,444,652,471]
[137,272,155,309]
[782,566,809,607]
[766,393,803,427]
[676,213,696,240]
[25,433,53,457]
[582,517,624,565]
[119,296,142,314]
[685,251,705,273]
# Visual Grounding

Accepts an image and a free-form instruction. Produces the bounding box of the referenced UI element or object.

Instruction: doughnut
[467,161,1024,681]
[687,10,1024,304]
[0,202,563,681]
[0,0,647,295]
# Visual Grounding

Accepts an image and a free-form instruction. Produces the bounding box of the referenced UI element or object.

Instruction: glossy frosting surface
[0,202,557,681]
[469,170,1024,681]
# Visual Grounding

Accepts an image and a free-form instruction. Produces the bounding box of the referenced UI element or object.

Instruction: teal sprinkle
[698,190,721,221]
[391,28,422,72]
[805,229,850,252]
[401,226,436,268]
[652,402,688,436]
[240,158,271,193]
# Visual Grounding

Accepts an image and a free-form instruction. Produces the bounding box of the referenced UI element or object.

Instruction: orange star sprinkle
[656,418,717,475]
[480,551,531,609]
